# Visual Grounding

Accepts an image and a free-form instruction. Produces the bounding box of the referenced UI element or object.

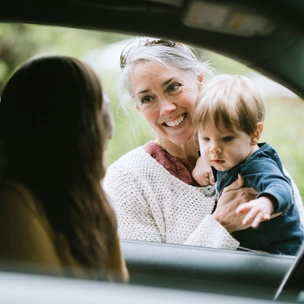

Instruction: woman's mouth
[163,113,187,127]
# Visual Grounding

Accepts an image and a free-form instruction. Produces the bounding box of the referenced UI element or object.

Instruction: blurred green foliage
[261,97,304,194]
[0,23,130,91]
[1,23,304,199]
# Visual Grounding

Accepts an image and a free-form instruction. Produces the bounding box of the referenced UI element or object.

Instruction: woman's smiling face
[129,61,202,147]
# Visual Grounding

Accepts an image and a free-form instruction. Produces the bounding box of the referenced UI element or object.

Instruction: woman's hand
[212,174,258,233]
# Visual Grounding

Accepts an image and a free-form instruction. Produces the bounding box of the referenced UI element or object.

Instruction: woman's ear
[198,73,204,88]
[250,122,263,145]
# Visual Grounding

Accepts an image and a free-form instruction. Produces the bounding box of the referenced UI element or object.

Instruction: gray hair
[117,37,214,112]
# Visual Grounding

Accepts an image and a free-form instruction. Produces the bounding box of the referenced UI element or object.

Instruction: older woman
[104,37,304,252]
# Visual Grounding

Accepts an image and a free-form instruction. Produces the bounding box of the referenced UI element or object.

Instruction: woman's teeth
[165,114,186,127]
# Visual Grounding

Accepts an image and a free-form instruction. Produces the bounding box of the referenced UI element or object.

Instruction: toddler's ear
[250,122,263,145]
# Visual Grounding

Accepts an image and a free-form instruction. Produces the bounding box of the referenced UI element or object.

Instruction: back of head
[193,74,265,135]
[0,55,117,274]
[0,55,106,181]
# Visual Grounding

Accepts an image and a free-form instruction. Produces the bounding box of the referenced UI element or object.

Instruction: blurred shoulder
[0,180,42,216]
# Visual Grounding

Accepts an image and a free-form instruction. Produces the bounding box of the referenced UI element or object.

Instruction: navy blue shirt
[215,142,304,255]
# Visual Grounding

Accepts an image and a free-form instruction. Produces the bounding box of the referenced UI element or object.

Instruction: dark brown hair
[0,55,117,275]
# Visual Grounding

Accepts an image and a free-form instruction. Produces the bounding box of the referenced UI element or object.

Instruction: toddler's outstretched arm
[236,196,277,228]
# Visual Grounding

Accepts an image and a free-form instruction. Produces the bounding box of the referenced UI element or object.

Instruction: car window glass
[1,23,304,250]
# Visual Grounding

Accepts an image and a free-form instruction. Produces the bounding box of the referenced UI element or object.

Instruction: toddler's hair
[193,74,265,135]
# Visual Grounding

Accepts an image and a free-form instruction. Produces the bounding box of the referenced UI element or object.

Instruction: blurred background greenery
[1,23,304,196]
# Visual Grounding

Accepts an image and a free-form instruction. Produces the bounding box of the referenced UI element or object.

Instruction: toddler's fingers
[236,203,251,214]
[263,213,271,221]
[200,175,211,186]
[251,212,264,228]
[209,174,215,186]
[242,207,259,226]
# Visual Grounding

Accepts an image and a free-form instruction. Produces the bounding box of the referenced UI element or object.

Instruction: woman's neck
[155,136,199,169]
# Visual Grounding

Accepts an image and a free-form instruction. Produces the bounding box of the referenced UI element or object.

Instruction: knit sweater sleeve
[104,162,164,242]
[184,215,239,249]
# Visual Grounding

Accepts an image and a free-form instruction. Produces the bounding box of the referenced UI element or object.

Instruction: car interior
[1,0,304,303]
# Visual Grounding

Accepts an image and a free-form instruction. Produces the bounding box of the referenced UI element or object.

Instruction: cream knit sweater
[104,146,304,251]
[104,146,240,250]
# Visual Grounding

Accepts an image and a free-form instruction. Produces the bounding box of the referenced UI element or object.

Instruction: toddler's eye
[223,136,234,142]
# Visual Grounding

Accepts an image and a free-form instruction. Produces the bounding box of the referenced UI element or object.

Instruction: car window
[1,22,304,247]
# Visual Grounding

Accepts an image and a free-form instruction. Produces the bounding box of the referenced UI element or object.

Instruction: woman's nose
[159,98,176,116]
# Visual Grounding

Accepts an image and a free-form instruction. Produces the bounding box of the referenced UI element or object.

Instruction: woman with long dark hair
[0,55,128,282]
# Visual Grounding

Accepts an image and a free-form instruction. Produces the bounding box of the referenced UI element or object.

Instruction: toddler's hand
[236,196,276,228]
[192,156,215,186]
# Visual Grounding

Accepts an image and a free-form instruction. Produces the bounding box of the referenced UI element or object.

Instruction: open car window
[1,23,304,248]
[1,1,304,302]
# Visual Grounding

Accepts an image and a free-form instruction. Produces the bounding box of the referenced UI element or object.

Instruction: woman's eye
[167,83,181,93]
[141,96,153,104]
[202,137,210,142]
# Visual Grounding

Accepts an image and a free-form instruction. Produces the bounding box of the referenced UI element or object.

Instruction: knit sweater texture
[104,145,240,250]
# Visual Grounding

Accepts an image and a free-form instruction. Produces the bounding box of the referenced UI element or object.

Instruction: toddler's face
[197,118,256,171]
